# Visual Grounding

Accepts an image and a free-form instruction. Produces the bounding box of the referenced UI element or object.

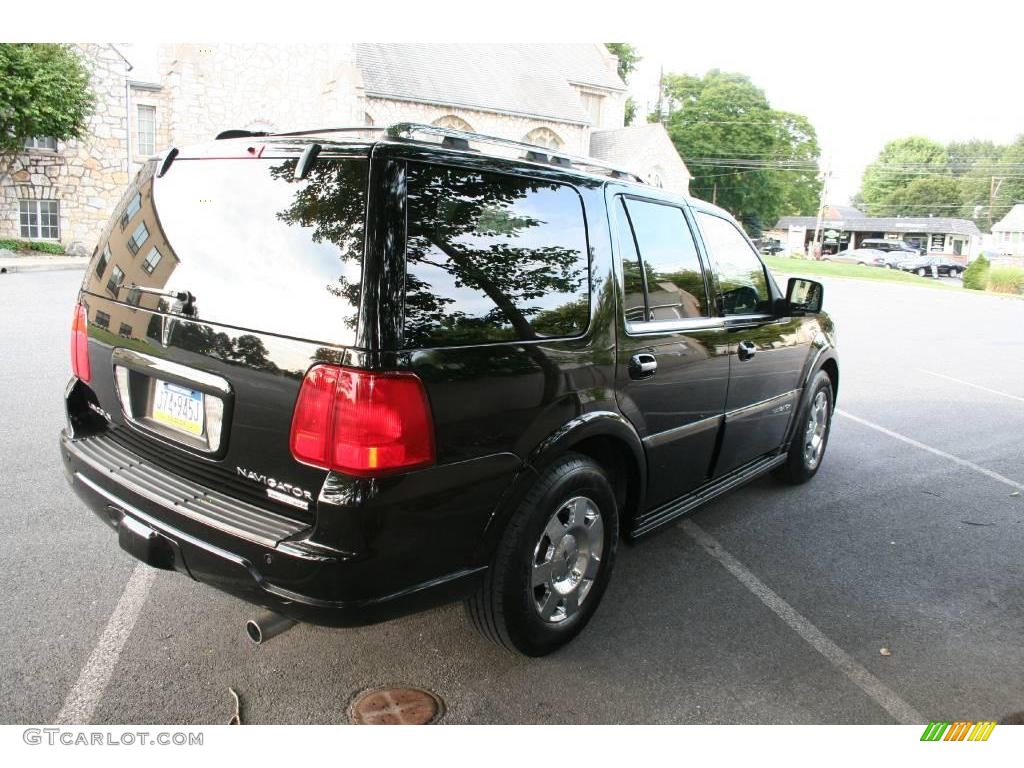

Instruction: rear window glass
[84,155,368,345]
[403,162,590,348]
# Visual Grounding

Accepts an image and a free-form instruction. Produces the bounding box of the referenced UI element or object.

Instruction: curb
[0,263,87,274]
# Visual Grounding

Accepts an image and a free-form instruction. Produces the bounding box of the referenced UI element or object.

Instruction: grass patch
[987,265,1024,295]
[762,255,957,289]
[0,238,66,255]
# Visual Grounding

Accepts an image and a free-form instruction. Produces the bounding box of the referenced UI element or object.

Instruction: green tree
[858,137,949,212]
[605,43,640,126]
[962,254,990,291]
[882,176,962,217]
[604,43,640,81]
[0,44,94,154]
[655,70,821,231]
[992,135,1024,224]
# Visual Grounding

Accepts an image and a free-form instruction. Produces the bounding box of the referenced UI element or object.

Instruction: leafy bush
[962,254,990,291]
[0,239,66,254]
[987,265,1024,295]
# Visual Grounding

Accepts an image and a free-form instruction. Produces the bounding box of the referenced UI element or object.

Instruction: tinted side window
[404,162,589,348]
[620,198,708,322]
[696,212,770,316]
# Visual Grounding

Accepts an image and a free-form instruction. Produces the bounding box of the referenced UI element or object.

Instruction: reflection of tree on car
[623,259,705,322]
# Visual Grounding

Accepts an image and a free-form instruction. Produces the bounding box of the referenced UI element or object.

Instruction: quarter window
[696,212,770,316]
[404,162,590,348]
[18,199,60,239]
[616,197,709,323]
[127,221,149,254]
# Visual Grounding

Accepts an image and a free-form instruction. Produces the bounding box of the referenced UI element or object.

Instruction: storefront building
[770,206,981,262]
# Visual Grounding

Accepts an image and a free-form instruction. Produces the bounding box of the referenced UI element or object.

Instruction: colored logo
[920,721,996,742]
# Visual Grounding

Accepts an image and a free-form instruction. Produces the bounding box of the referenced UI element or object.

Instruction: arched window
[523,127,564,151]
[432,115,474,132]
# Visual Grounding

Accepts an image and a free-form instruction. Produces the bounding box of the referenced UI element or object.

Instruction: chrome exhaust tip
[245,612,297,644]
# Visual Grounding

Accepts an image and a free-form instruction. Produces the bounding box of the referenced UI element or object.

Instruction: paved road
[1,269,1021,724]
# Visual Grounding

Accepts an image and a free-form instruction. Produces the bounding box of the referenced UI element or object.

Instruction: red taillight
[290,365,435,476]
[71,303,91,383]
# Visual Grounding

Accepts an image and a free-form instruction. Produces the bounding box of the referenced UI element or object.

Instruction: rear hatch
[76,140,371,522]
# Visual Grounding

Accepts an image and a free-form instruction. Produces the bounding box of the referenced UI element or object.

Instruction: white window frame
[137,105,156,157]
[18,199,60,240]
[24,136,57,151]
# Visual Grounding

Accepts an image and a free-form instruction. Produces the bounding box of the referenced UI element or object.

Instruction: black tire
[774,370,834,485]
[465,453,618,656]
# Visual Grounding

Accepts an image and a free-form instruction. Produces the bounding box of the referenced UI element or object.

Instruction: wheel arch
[475,412,647,559]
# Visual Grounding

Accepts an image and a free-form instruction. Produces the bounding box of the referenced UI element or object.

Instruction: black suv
[61,124,838,656]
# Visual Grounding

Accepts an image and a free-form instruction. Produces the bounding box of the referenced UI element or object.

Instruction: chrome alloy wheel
[803,389,830,470]
[532,496,604,624]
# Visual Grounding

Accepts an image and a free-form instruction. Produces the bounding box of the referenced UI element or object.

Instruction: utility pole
[656,65,665,122]
[712,182,717,206]
[811,160,832,260]
[988,176,1004,231]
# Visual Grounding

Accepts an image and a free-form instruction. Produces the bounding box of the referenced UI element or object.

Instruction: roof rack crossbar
[386,122,647,184]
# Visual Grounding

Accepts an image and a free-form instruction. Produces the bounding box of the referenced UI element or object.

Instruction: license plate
[152,380,205,436]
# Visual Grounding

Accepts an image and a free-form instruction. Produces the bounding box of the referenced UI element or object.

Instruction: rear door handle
[737,341,757,361]
[629,353,658,379]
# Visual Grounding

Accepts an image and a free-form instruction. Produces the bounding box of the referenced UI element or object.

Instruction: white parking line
[680,519,924,725]
[917,369,1024,404]
[837,409,1024,492]
[56,563,155,724]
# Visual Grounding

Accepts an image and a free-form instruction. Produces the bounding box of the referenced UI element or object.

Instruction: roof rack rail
[216,126,386,140]
[215,129,269,140]
[386,122,647,184]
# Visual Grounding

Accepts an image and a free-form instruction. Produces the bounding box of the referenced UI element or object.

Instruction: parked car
[898,255,964,278]
[859,238,921,257]
[823,247,888,266]
[758,241,785,255]
[60,124,838,656]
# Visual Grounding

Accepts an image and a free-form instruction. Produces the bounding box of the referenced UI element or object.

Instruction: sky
[624,9,1023,204]
[85,1,1024,208]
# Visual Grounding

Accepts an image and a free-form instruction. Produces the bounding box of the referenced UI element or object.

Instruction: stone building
[1,43,691,253]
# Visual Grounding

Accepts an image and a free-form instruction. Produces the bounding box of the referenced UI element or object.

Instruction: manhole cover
[350,686,443,725]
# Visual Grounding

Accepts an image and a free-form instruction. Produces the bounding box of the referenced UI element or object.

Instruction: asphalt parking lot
[1,268,1021,725]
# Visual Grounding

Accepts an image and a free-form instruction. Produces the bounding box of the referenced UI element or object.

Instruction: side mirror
[785,277,824,315]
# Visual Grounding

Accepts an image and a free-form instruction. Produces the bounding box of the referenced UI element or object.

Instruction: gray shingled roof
[355,43,624,125]
[993,203,1024,232]
[774,215,980,236]
[589,123,691,179]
